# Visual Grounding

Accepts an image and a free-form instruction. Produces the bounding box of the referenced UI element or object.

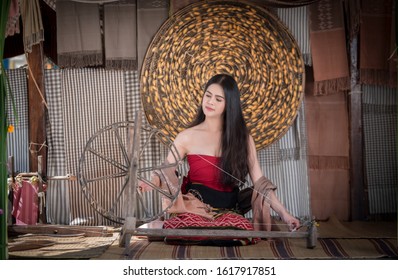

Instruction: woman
[142,74,299,245]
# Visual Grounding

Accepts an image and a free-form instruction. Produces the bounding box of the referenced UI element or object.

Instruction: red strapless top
[182,154,234,192]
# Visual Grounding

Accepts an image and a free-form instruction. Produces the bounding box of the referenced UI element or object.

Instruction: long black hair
[189,74,249,186]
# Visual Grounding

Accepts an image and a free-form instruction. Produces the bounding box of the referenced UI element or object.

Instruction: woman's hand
[281,212,300,232]
[266,189,300,231]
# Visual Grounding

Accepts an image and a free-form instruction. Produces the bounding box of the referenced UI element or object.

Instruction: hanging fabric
[44,69,70,224]
[359,0,396,87]
[58,69,127,226]
[44,67,172,225]
[6,69,30,174]
[137,0,169,72]
[12,177,40,225]
[277,5,312,66]
[104,1,138,70]
[56,0,103,68]
[19,0,44,53]
[5,0,20,37]
[304,67,350,220]
[362,85,397,215]
[308,0,350,95]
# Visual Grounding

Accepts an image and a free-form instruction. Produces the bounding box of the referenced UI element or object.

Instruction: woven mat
[16,219,395,260]
[94,218,397,260]
[121,216,398,259]
[317,215,397,239]
[122,237,397,260]
[122,217,398,260]
[8,234,118,259]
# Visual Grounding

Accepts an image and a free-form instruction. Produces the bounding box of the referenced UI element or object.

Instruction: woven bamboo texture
[140,0,305,150]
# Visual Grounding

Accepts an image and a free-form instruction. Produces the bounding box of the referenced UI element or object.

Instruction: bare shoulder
[173,127,196,148]
[175,126,196,142]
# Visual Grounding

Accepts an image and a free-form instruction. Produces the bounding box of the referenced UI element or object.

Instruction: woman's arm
[247,135,265,183]
[139,131,189,191]
[165,131,190,164]
[247,135,300,230]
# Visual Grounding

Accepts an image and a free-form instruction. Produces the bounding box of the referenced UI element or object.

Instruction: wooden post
[119,111,142,247]
[26,43,47,176]
[348,36,367,220]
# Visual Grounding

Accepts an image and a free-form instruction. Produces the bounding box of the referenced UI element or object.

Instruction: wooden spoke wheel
[78,119,183,225]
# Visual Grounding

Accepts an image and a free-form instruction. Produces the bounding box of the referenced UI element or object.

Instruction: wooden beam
[26,43,47,176]
[128,226,318,249]
[8,225,114,237]
[348,36,368,220]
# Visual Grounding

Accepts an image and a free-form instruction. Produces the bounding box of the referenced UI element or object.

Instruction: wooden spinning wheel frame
[78,115,183,225]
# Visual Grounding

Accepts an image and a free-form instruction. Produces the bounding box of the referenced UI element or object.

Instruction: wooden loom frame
[118,111,318,249]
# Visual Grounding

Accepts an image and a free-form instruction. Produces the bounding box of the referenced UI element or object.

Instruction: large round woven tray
[140,0,305,150]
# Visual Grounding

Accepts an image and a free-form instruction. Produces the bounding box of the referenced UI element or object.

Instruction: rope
[194,154,262,197]
[25,52,48,109]
[29,141,47,154]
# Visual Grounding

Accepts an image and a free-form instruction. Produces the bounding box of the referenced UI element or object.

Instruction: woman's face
[202,83,226,118]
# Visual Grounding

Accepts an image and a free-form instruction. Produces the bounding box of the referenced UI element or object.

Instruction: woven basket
[140,0,305,150]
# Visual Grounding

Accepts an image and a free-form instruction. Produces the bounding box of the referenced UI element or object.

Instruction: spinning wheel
[78,113,183,225]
